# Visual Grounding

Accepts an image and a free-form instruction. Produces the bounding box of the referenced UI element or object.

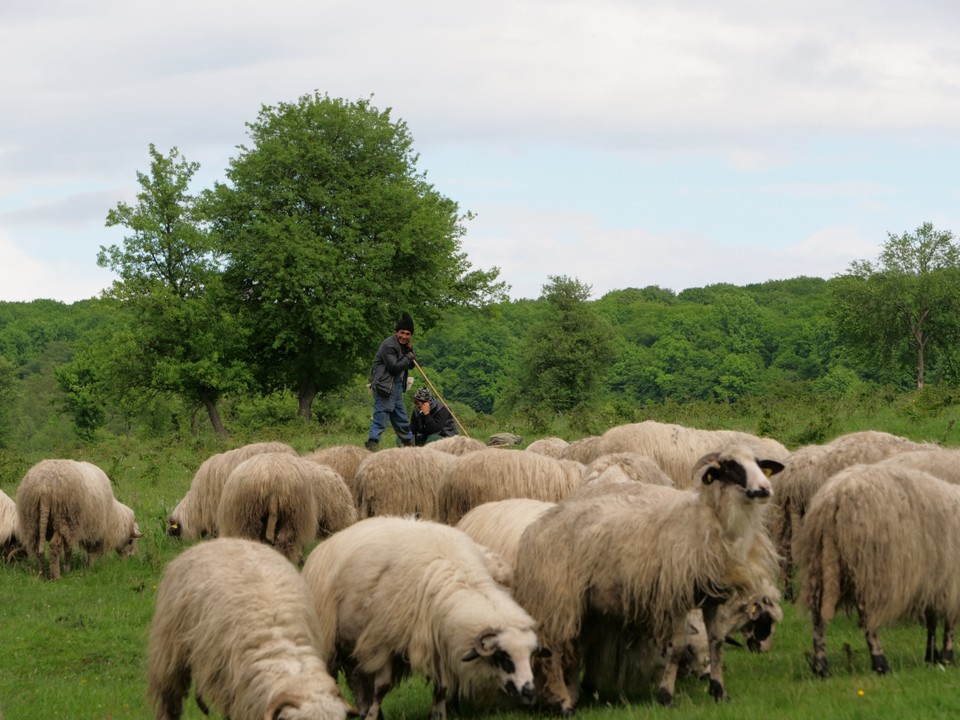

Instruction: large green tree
[209,92,506,421]
[831,222,960,389]
[95,145,250,436]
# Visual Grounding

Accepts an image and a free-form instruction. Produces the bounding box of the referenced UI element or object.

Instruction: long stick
[410,357,470,438]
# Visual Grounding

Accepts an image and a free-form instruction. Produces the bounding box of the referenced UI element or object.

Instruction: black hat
[413,387,432,403]
[395,312,415,334]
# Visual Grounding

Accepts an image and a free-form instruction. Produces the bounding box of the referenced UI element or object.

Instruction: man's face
[416,400,431,414]
[396,329,412,344]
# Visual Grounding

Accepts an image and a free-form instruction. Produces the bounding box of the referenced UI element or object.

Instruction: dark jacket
[411,399,457,445]
[370,334,415,397]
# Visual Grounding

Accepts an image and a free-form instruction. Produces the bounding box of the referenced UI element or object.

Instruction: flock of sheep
[3,421,960,720]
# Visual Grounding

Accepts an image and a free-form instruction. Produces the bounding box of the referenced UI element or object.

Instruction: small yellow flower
[857,689,865,697]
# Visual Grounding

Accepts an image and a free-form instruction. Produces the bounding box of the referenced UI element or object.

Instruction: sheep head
[460,626,539,706]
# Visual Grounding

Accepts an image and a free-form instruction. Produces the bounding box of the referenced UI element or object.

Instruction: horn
[264,694,303,720]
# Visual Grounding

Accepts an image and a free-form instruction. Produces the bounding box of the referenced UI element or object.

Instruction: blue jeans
[368,380,413,444]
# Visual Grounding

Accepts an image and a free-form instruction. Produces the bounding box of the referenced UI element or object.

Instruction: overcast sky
[3,0,960,303]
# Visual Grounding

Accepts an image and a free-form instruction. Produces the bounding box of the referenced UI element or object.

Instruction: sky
[3,0,960,303]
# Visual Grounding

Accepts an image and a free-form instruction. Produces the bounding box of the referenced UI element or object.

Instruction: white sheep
[1,488,21,559]
[147,537,352,720]
[797,462,960,677]
[511,445,784,713]
[773,429,935,599]
[301,516,543,720]
[578,452,674,488]
[437,448,584,525]
[15,459,142,580]
[557,435,603,463]
[167,440,297,539]
[524,437,570,458]
[428,435,488,456]
[456,498,556,573]
[353,446,457,520]
[216,452,320,564]
[303,444,371,496]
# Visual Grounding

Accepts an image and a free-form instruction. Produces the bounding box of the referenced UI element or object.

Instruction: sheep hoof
[871,654,890,675]
[941,649,956,664]
[811,655,830,678]
[709,680,728,702]
[655,688,673,707]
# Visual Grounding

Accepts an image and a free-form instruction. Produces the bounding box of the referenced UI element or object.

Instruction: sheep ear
[133,524,144,539]
[757,459,785,477]
[264,694,303,720]
[694,453,721,484]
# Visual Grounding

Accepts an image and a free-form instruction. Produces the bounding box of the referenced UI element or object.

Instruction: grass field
[2,420,960,719]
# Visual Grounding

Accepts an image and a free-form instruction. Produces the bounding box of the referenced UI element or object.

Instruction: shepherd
[365,313,417,451]
[410,387,458,446]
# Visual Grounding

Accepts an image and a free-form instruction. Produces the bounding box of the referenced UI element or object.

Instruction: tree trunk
[298,376,316,422]
[198,389,228,437]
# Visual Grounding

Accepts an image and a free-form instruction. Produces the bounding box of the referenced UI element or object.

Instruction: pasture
[2,432,960,719]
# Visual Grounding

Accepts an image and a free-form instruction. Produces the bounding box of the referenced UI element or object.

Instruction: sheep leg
[941,621,955,664]
[363,664,393,720]
[858,607,889,674]
[702,604,729,702]
[655,640,679,707]
[48,531,62,580]
[429,682,449,720]
[536,647,576,715]
[925,609,939,663]
[810,603,830,678]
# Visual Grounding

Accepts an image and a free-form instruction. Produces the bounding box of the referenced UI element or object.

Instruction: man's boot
[364,439,379,451]
[401,437,415,447]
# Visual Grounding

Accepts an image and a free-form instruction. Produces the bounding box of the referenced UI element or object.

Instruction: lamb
[217,452,321,563]
[353,446,457,520]
[147,537,352,720]
[303,444,371,496]
[797,462,960,677]
[167,440,297,539]
[15,459,142,580]
[511,445,784,713]
[1,488,22,559]
[437,448,584,525]
[428,435,487,456]
[525,437,570,458]
[773,430,935,599]
[301,516,542,720]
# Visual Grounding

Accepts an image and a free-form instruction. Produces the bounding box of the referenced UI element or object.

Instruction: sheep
[1,488,22,559]
[557,435,603,464]
[773,430,935,599]
[797,462,960,678]
[579,452,674,488]
[15,459,142,580]
[511,445,784,713]
[525,437,570,458]
[428,435,488,456]
[579,420,790,488]
[301,516,543,720]
[167,440,297,540]
[217,452,320,563]
[303,444,371,496]
[456,498,557,574]
[353,446,458,520]
[438,448,584,526]
[147,537,352,720]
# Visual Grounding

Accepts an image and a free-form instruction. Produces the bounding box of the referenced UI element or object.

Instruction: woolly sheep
[438,448,584,525]
[580,420,790,488]
[303,444,371,496]
[147,537,352,720]
[353,446,457,520]
[456,498,556,574]
[301,516,542,720]
[1,488,21,559]
[511,446,784,712]
[557,435,602,463]
[15,459,142,580]
[525,437,570,458]
[428,435,487,456]
[797,462,960,677]
[167,440,298,539]
[773,430,935,599]
[217,452,320,563]
[579,452,674,488]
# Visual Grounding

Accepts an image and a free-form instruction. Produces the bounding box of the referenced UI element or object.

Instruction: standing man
[410,387,457,446]
[366,313,417,450]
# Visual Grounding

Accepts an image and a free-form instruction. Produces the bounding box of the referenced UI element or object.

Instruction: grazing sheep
[438,449,584,526]
[303,444,371,496]
[15,459,142,580]
[1,488,22,559]
[167,441,298,539]
[797,462,960,678]
[579,452,674,488]
[512,446,784,713]
[456,498,557,574]
[525,437,570,458]
[353,446,457,520]
[557,435,603,464]
[147,537,352,720]
[301,462,358,538]
[217,452,320,563]
[301,517,542,720]
[428,435,487,456]
[773,430,934,599]
[580,420,790,488]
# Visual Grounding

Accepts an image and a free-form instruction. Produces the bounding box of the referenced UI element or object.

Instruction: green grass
[3,403,960,719]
